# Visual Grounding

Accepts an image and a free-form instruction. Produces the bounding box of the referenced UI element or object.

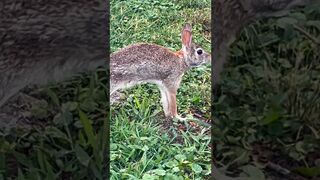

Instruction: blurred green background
[214,3,320,179]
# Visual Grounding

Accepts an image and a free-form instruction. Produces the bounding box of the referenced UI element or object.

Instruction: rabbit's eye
[196,48,203,55]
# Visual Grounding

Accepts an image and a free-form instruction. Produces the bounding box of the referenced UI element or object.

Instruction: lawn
[214,3,320,179]
[110,0,211,179]
[0,68,108,179]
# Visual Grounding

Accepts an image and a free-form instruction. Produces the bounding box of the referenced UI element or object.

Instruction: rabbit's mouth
[190,63,200,67]
[190,62,204,67]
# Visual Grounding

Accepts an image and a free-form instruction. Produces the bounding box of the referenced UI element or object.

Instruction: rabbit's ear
[181,23,192,49]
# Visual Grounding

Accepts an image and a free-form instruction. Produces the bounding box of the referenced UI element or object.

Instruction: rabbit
[213,0,314,89]
[110,23,211,120]
[0,1,107,108]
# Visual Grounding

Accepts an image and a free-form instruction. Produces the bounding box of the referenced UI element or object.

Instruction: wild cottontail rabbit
[0,1,107,108]
[110,23,211,120]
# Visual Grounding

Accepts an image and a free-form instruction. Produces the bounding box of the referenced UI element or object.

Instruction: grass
[214,3,320,179]
[110,0,211,179]
[0,69,108,179]
[110,108,211,179]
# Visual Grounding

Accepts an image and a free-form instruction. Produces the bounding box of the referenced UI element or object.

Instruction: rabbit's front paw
[173,115,187,122]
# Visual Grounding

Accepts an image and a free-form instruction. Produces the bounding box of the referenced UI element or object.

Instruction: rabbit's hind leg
[0,83,26,108]
[110,91,125,104]
[158,85,171,118]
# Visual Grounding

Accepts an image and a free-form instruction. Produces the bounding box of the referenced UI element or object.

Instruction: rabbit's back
[0,0,107,106]
[111,43,188,85]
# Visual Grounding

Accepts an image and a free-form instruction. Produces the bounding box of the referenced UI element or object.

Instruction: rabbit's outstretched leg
[167,92,187,121]
[158,83,186,121]
[168,91,178,117]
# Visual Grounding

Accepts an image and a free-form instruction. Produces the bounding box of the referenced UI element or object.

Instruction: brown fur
[0,1,107,107]
[110,24,211,119]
